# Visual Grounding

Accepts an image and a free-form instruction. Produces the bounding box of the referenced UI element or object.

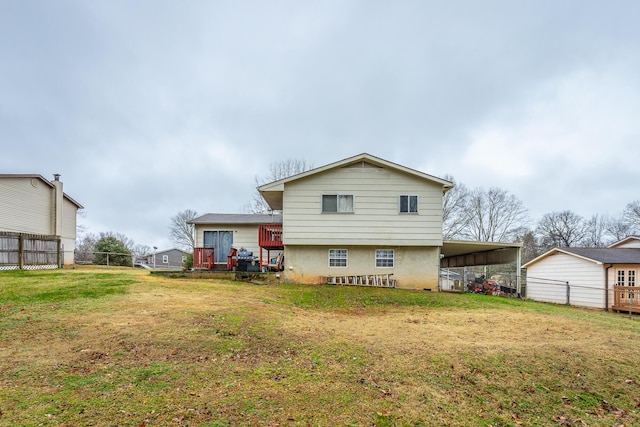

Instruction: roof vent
[53,174,61,181]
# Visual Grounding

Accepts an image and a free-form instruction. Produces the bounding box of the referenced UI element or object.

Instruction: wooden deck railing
[258,224,283,249]
[612,286,640,313]
[193,248,214,269]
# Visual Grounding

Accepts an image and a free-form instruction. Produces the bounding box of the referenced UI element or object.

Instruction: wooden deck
[258,224,284,269]
[612,286,640,314]
[258,224,283,249]
[193,248,215,269]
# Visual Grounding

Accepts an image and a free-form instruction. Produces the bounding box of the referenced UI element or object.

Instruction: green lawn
[1,266,639,426]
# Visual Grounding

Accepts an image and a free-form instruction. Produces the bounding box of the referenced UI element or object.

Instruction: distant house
[142,248,190,270]
[0,174,83,267]
[523,236,640,311]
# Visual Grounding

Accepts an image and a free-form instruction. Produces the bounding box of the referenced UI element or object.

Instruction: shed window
[617,270,625,286]
[375,249,394,268]
[329,249,348,267]
[399,195,418,213]
[322,195,354,213]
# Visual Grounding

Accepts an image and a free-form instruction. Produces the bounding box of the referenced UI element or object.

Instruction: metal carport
[440,240,523,294]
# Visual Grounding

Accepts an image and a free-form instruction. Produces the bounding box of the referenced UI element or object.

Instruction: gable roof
[189,213,282,225]
[257,153,454,210]
[608,235,640,248]
[0,174,84,209]
[523,247,640,268]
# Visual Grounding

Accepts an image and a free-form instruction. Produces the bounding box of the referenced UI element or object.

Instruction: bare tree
[442,174,469,240]
[248,159,313,213]
[169,209,198,251]
[512,227,543,264]
[623,200,640,231]
[536,210,586,249]
[461,187,529,242]
[131,244,152,259]
[581,214,608,247]
[605,213,636,242]
[75,232,97,263]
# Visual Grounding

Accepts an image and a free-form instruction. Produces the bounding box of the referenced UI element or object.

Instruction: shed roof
[608,235,640,248]
[257,153,454,211]
[523,247,640,268]
[188,213,282,225]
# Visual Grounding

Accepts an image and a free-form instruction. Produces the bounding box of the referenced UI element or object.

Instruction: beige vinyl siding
[284,245,440,290]
[282,165,444,246]
[61,198,78,241]
[615,240,640,249]
[60,198,79,266]
[195,224,261,255]
[526,252,606,309]
[0,177,54,235]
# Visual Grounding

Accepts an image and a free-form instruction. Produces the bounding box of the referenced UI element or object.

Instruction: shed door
[203,231,233,263]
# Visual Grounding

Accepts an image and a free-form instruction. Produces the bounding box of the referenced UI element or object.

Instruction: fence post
[566,281,570,305]
[18,234,24,270]
[57,239,62,268]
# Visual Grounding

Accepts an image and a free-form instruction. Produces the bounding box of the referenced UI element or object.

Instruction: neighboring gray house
[142,248,190,270]
[0,174,83,267]
[523,236,640,311]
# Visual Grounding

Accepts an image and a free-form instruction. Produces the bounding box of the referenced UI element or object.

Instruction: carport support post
[516,246,522,297]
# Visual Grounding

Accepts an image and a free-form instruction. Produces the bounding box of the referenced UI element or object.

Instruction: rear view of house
[0,174,83,268]
[257,153,453,289]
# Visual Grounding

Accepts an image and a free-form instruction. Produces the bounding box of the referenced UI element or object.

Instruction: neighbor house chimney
[51,174,63,236]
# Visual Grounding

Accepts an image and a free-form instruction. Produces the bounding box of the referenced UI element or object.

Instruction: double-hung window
[329,249,348,267]
[399,195,418,213]
[322,194,354,213]
[162,255,169,264]
[375,249,394,268]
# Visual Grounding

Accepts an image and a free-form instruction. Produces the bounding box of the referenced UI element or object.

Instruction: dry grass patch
[1,267,640,426]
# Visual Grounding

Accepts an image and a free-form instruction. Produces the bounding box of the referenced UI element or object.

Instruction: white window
[329,249,348,267]
[629,270,636,287]
[617,270,625,286]
[399,195,418,213]
[375,249,394,268]
[162,255,169,264]
[182,256,186,263]
[322,195,354,213]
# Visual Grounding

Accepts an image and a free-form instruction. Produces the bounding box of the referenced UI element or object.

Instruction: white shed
[523,237,640,311]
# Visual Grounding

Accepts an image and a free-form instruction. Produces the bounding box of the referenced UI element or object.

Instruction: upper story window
[399,195,418,213]
[322,194,354,213]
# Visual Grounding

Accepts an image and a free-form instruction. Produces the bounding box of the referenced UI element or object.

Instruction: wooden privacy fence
[0,232,61,270]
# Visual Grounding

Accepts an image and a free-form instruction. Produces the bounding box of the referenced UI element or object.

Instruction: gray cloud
[2,0,639,248]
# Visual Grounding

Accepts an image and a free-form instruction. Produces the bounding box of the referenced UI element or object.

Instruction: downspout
[604,264,613,312]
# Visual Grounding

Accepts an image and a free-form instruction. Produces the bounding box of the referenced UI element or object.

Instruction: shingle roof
[188,213,282,225]
[557,247,640,264]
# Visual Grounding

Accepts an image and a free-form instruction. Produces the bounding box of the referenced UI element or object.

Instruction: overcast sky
[2,1,639,250]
